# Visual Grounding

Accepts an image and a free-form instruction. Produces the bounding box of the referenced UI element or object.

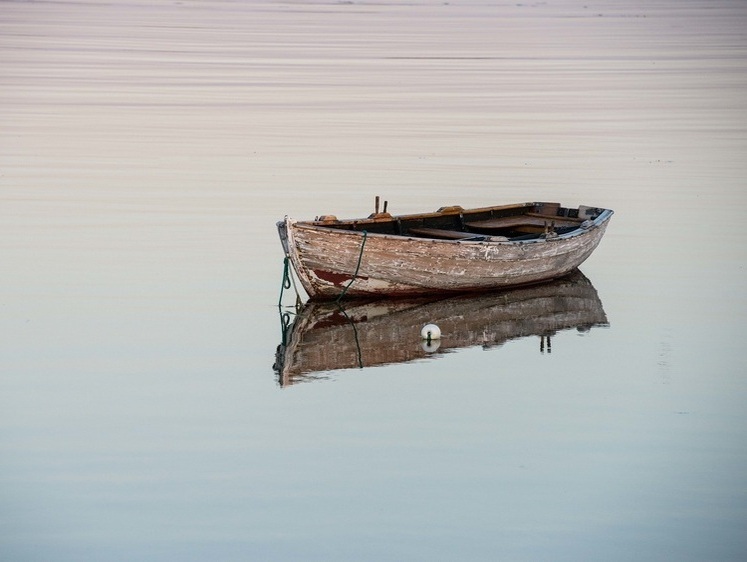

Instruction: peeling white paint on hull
[278,202,613,300]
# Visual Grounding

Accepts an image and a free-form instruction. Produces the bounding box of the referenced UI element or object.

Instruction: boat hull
[278,205,612,300]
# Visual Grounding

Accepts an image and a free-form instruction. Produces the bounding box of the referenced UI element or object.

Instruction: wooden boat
[274,270,608,386]
[277,199,613,300]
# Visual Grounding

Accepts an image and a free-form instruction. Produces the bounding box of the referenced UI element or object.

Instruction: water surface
[2,1,746,560]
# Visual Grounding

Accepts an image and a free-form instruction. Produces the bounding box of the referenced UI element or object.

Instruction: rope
[278,256,291,307]
[279,256,302,309]
[336,230,367,303]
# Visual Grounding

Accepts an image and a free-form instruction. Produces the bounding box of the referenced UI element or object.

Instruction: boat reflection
[273,269,608,386]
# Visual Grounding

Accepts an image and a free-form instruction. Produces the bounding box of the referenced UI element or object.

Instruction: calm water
[2,1,747,560]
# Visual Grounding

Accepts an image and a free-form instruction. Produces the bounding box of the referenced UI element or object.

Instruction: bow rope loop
[279,256,301,309]
[336,230,367,303]
[282,257,292,289]
[278,256,291,307]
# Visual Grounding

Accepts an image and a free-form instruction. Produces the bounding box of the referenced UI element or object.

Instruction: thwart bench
[408,213,584,239]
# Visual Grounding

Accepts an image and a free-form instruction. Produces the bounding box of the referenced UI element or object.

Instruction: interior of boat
[310,202,603,242]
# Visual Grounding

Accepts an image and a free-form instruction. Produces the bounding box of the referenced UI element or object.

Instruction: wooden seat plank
[466,214,581,231]
[408,227,483,240]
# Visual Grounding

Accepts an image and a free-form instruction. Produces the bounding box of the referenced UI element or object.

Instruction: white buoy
[420,323,441,341]
[420,324,441,353]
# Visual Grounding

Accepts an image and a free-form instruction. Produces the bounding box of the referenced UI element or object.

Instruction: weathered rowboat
[277,199,613,300]
[274,270,608,385]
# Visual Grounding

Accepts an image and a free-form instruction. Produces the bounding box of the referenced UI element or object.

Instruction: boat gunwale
[297,201,535,229]
[287,207,613,246]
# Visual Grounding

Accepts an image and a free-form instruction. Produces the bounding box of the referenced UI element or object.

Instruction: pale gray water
[2,1,746,560]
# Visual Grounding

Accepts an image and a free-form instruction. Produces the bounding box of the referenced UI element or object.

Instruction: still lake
[2,1,746,560]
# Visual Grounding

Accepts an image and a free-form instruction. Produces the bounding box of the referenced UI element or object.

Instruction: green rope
[279,256,301,309]
[278,256,291,307]
[336,230,367,303]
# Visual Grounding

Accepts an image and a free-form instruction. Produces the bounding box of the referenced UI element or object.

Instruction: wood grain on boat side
[283,211,611,299]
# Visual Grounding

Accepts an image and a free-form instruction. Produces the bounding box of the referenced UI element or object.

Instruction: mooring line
[336,230,367,303]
